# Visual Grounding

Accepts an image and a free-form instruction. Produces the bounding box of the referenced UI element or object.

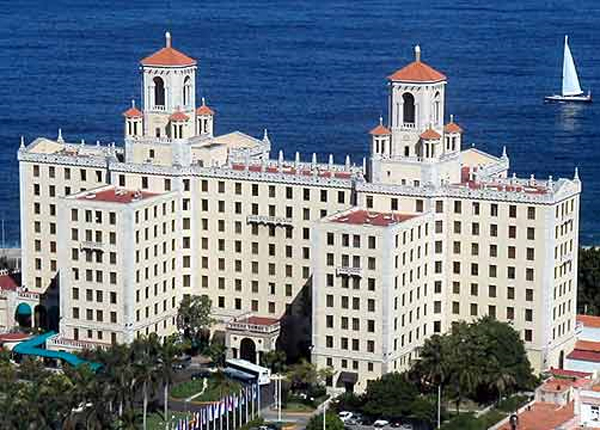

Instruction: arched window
[183,76,192,107]
[402,93,415,124]
[433,91,441,124]
[153,77,165,107]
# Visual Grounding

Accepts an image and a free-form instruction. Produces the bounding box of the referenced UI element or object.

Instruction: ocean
[1,0,599,245]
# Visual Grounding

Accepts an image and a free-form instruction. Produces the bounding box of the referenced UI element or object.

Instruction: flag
[208,405,213,421]
[196,412,200,429]
[228,395,233,411]
[234,394,239,408]
[203,408,207,424]
[220,400,225,416]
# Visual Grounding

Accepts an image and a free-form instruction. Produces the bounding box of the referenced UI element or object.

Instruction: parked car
[399,424,413,430]
[373,419,390,428]
[339,411,354,423]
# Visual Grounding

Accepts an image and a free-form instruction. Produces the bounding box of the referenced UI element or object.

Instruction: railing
[575,322,583,336]
[18,290,40,300]
[246,215,294,227]
[336,266,363,277]
[80,241,104,250]
[46,335,110,351]
[400,123,417,130]
[226,320,280,335]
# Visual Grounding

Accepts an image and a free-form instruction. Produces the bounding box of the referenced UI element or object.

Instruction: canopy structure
[15,302,32,316]
[337,371,358,386]
[12,331,101,371]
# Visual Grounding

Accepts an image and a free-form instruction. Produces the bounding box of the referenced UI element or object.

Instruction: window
[527,206,536,220]
[153,77,165,106]
[402,93,415,123]
[454,200,462,214]
[509,205,517,218]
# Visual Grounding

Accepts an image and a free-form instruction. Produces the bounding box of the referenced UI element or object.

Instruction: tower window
[153,77,165,107]
[183,76,192,106]
[403,93,415,124]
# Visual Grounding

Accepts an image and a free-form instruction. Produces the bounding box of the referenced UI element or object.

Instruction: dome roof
[140,32,196,67]
[388,45,446,83]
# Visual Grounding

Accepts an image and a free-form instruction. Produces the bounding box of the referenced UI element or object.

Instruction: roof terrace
[75,187,157,204]
[330,209,417,227]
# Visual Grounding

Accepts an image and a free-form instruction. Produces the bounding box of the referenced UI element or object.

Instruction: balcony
[46,334,110,351]
[80,241,104,251]
[246,215,294,228]
[336,266,363,277]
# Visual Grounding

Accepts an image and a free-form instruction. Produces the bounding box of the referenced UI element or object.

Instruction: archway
[403,93,415,124]
[559,350,564,369]
[34,305,47,329]
[153,77,165,106]
[15,302,32,328]
[240,338,257,363]
[183,76,192,107]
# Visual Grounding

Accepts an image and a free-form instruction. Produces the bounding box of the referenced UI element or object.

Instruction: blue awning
[16,303,32,316]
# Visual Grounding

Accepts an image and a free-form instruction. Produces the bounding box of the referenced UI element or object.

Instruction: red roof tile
[169,110,189,121]
[123,106,143,118]
[369,124,391,136]
[331,210,416,227]
[567,349,600,363]
[420,128,441,140]
[444,122,463,134]
[244,316,279,326]
[388,60,446,83]
[78,188,156,204]
[498,402,574,430]
[0,333,31,342]
[141,47,196,67]
[550,368,592,379]
[577,314,600,328]
[0,273,19,291]
[196,105,214,116]
[576,340,600,353]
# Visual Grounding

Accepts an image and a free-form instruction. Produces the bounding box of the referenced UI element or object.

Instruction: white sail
[562,35,583,96]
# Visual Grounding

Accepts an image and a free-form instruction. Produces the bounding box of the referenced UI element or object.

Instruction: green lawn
[171,375,242,402]
[147,410,190,430]
[282,401,315,412]
[440,394,530,430]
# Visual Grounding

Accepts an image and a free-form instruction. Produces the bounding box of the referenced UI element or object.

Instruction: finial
[80,139,85,146]
[20,136,25,148]
[278,150,284,163]
[263,128,269,142]
[165,31,172,48]
[96,140,100,147]
[312,153,317,166]
[574,167,580,181]
[345,155,351,169]
[131,99,136,108]
[501,146,507,158]
[328,154,333,167]
[415,45,421,62]
[450,114,454,123]
[362,157,367,174]
[379,116,383,126]
[201,97,206,106]
[57,128,64,143]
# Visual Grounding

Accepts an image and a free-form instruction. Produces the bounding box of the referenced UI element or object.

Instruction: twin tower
[123,35,464,187]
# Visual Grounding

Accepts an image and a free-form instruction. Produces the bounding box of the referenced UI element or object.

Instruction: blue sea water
[0,0,599,245]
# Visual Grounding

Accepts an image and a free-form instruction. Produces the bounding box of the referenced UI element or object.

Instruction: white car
[338,411,353,423]
[373,420,390,428]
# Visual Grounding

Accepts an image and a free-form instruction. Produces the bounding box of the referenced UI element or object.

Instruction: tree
[159,335,181,424]
[306,412,343,430]
[207,338,227,367]
[578,247,600,314]
[261,350,287,373]
[133,334,161,430]
[177,295,214,352]
[362,372,420,420]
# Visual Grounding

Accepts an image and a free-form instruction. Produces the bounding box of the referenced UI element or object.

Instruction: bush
[306,412,343,430]
[497,394,530,413]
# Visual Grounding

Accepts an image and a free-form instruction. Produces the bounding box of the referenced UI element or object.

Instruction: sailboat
[545,35,591,103]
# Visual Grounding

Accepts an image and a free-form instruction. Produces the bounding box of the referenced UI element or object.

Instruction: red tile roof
[388,60,446,83]
[169,110,189,122]
[331,210,416,227]
[576,340,600,353]
[420,128,441,140]
[0,273,19,291]
[577,314,600,328]
[141,46,196,67]
[369,124,391,136]
[567,349,600,363]
[0,333,31,342]
[444,122,463,134]
[550,367,592,379]
[498,402,574,430]
[243,316,279,326]
[123,106,143,118]
[77,188,156,204]
[196,104,214,116]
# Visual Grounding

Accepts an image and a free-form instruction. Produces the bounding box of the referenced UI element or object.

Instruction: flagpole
[245,387,249,424]
[257,384,261,417]
[251,385,255,419]
[213,404,217,430]
[226,398,230,430]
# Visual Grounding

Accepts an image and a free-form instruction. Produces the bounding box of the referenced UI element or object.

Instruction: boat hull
[544,94,592,103]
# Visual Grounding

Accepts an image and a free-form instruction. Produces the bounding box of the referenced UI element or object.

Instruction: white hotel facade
[10,34,581,392]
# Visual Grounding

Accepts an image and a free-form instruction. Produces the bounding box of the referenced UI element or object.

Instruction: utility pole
[437,385,441,428]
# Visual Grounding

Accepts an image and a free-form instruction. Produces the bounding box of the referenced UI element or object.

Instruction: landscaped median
[171,372,241,404]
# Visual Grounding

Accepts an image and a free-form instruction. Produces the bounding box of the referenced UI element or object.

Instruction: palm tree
[159,335,180,426]
[133,334,161,430]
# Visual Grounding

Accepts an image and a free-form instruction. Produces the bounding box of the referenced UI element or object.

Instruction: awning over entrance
[337,371,358,386]
[16,303,32,316]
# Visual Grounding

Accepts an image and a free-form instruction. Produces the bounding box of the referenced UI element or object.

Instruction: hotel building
[9,33,581,392]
